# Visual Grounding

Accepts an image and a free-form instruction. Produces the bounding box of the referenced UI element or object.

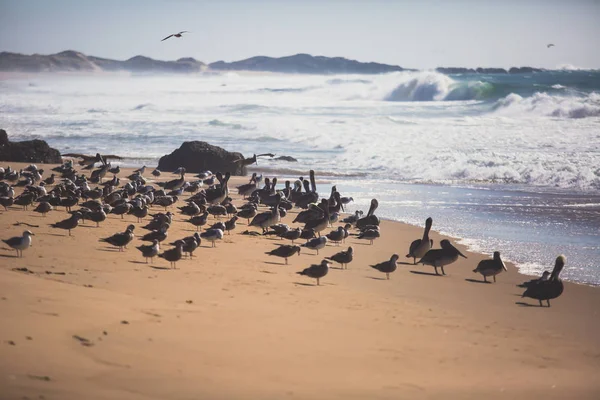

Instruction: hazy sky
[1,0,599,69]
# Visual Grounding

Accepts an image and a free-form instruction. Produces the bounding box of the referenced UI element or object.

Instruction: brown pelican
[370,254,399,280]
[473,251,507,283]
[297,260,331,285]
[326,246,353,269]
[356,199,380,230]
[418,239,467,275]
[406,217,433,264]
[521,255,565,307]
[161,31,189,41]
[265,245,301,264]
[2,230,34,257]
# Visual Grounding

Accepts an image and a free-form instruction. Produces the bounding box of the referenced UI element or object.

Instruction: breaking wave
[493,92,600,118]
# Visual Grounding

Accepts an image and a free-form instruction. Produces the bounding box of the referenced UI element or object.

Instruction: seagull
[547,43,555,48]
[2,230,34,257]
[161,31,189,41]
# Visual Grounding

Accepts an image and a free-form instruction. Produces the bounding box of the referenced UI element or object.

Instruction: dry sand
[0,163,599,400]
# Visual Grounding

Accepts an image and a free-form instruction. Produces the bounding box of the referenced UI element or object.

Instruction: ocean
[1,70,599,285]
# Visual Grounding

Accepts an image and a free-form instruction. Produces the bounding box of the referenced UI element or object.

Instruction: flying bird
[161,31,189,41]
[547,43,555,48]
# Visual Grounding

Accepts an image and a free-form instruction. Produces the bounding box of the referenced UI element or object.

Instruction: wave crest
[493,92,600,118]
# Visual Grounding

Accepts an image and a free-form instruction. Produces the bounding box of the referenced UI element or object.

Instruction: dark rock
[509,66,544,74]
[0,129,62,163]
[436,67,476,74]
[158,141,247,175]
[475,68,508,74]
[274,155,298,162]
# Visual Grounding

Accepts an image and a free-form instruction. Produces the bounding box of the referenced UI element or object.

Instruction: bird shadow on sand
[351,242,373,246]
[410,270,443,277]
[465,278,491,284]
[264,261,286,266]
[398,261,415,266]
[0,253,18,258]
[97,247,122,252]
[149,265,170,270]
[365,276,387,280]
[129,261,149,265]
[46,233,71,237]
[515,301,543,308]
[259,270,276,274]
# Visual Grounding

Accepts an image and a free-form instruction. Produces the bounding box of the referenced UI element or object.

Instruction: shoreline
[1,162,599,399]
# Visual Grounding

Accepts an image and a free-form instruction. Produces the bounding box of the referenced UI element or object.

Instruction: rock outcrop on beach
[208,53,409,74]
[0,129,62,163]
[158,141,247,175]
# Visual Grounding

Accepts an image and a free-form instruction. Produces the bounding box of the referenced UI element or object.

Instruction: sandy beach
[1,163,599,400]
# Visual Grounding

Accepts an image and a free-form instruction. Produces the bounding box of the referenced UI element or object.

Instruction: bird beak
[458,250,467,258]
[502,262,507,271]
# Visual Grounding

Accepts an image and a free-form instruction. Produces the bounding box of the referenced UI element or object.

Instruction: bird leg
[386,273,389,280]
[434,266,439,275]
[547,300,551,307]
[441,266,446,275]
[493,275,496,283]
[484,276,487,283]
[539,300,543,307]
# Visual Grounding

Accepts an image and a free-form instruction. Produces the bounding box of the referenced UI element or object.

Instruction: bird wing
[178,31,189,34]
[161,34,174,41]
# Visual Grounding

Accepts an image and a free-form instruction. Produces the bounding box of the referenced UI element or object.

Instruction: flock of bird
[0,157,565,307]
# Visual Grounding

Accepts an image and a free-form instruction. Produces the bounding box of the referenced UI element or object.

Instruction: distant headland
[0,50,545,75]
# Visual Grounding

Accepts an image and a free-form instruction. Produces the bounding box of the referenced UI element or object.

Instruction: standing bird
[158,241,184,268]
[521,255,566,307]
[161,31,189,41]
[2,230,34,257]
[370,254,399,280]
[50,212,82,236]
[33,201,53,216]
[473,251,507,283]
[265,245,301,265]
[100,224,136,251]
[418,239,467,275]
[301,236,328,255]
[297,260,331,286]
[357,228,380,245]
[326,246,353,269]
[200,228,224,248]
[406,217,433,264]
[136,239,160,263]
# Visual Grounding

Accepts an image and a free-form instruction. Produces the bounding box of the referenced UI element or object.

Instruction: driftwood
[13,222,40,228]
